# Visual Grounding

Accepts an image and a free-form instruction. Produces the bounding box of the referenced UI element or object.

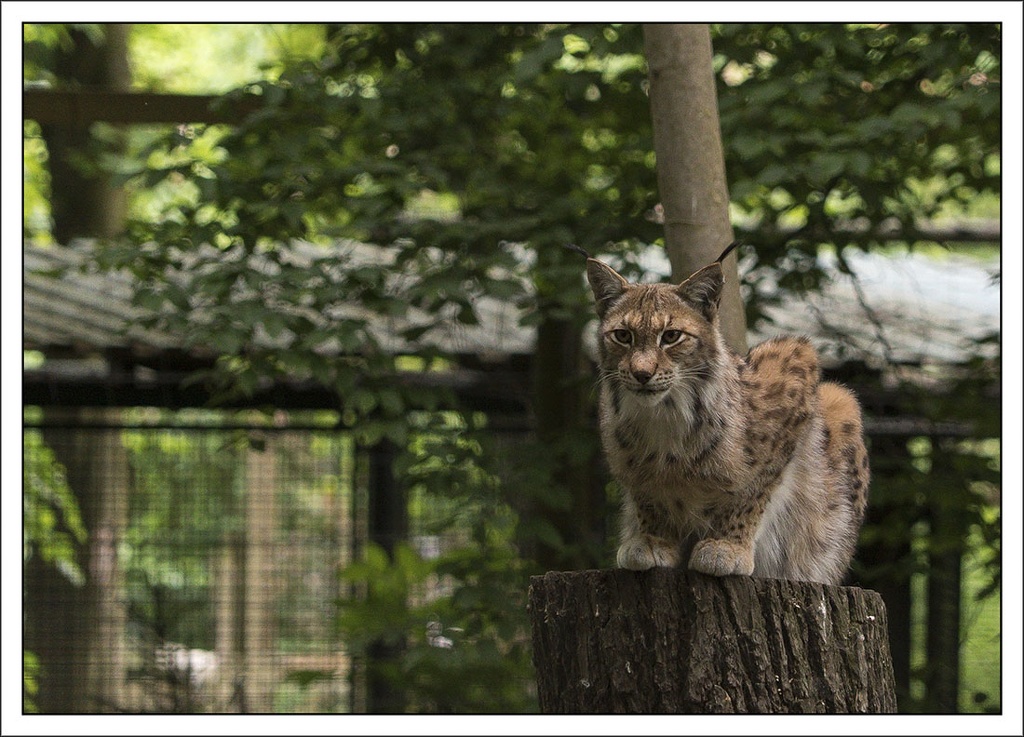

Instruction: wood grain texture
[528,568,896,713]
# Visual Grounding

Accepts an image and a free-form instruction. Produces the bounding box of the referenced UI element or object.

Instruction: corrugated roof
[611,246,1000,368]
[24,239,999,371]
[756,250,1001,367]
[22,239,533,364]
[24,241,183,355]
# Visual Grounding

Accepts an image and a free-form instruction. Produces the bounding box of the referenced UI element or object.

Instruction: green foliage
[23,422,88,713]
[23,429,87,586]
[712,23,1000,324]
[129,24,326,93]
[91,23,1001,404]
[23,23,1001,713]
[958,510,1001,713]
[24,651,41,713]
[23,23,104,85]
[89,26,659,468]
[717,24,999,227]
[342,410,538,711]
[23,121,52,242]
[338,540,534,713]
[114,411,357,659]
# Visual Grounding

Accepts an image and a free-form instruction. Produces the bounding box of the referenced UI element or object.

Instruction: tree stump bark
[528,569,897,714]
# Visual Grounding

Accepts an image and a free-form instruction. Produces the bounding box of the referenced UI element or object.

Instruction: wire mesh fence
[25,409,358,713]
[22,393,1000,714]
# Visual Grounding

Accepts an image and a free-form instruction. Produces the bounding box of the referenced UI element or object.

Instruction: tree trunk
[213,534,245,711]
[42,23,131,242]
[241,431,281,712]
[643,24,746,353]
[528,569,897,713]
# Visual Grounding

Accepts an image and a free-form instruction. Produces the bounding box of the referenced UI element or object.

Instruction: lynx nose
[632,369,653,385]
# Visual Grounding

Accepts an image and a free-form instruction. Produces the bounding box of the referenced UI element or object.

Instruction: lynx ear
[586,258,629,317]
[676,263,724,320]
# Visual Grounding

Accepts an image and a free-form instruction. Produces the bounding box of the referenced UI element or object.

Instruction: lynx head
[584,244,736,400]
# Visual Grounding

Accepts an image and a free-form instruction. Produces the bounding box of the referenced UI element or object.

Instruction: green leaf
[350,389,378,416]
[378,388,405,417]
[806,151,847,186]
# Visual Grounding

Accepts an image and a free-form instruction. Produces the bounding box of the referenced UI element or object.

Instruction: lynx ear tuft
[586,259,629,318]
[676,263,724,320]
[564,243,592,260]
[715,240,741,264]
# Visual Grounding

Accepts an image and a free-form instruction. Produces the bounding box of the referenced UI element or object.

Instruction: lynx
[583,243,869,585]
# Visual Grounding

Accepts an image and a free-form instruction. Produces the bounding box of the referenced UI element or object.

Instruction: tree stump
[528,569,897,713]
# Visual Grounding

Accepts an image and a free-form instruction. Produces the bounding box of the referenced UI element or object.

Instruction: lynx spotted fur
[585,244,869,585]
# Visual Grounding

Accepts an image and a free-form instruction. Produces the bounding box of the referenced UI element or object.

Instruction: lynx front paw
[689,538,754,577]
[616,536,679,570]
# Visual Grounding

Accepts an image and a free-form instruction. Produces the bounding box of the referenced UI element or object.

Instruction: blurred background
[21,23,1000,714]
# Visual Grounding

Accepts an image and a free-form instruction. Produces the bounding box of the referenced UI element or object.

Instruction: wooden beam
[22,368,531,417]
[23,89,261,126]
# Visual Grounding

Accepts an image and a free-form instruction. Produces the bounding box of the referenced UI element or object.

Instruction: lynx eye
[610,329,633,345]
[660,329,684,347]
